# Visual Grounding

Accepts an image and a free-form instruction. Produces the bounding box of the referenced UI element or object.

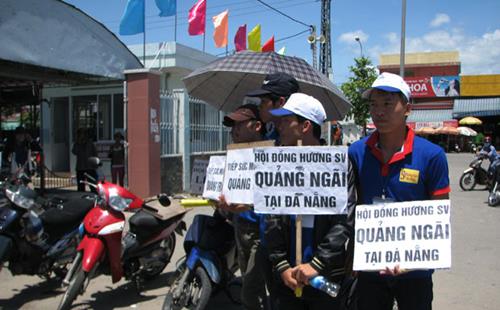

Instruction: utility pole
[319,0,332,79]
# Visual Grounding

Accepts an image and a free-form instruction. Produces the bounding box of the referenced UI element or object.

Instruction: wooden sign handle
[295,139,303,298]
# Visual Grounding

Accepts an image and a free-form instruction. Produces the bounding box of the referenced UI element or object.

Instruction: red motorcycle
[57,160,187,310]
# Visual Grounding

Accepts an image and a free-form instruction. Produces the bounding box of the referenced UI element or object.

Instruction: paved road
[1,153,499,309]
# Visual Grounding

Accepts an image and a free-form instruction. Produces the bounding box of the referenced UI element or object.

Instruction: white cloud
[430,13,450,27]
[372,28,500,75]
[338,30,368,44]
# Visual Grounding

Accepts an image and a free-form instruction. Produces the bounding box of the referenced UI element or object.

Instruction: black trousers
[355,273,433,310]
[76,169,97,193]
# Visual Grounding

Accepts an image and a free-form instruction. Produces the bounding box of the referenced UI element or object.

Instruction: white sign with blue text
[202,156,226,201]
[253,146,349,215]
[353,200,451,271]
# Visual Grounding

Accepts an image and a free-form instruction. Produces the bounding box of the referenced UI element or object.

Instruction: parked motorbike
[58,159,187,310]
[487,164,500,207]
[459,153,489,191]
[0,175,95,278]
[162,211,239,310]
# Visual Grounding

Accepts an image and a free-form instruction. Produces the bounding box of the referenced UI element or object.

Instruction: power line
[107,1,316,32]
[104,0,311,25]
[215,29,310,56]
[276,29,310,42]
[255,0,312,28]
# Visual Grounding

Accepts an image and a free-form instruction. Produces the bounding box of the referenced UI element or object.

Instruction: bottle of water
[310,276,340,298]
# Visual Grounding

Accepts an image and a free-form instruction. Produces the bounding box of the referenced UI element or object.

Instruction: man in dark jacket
[264,93,356,310]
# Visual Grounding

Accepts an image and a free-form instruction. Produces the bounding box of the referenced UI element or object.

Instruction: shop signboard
[405,76,460,98]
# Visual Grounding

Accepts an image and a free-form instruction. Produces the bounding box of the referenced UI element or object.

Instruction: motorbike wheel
[162,267,212,310]
[143,233,176,280]
[459,172,476,191]
[57,261,87,310]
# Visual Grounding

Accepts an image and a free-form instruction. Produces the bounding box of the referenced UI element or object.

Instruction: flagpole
[174,4,177,41]
[143,0,146,65]
[203,33,206,52]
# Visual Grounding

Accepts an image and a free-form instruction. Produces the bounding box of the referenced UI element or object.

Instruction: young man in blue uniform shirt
[348,72,450,310]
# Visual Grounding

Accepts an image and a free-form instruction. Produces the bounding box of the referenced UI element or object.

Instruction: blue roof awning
[453,98,500,118]
[408,109,454,123]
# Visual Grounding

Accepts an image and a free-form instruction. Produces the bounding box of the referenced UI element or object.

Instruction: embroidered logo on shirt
[399,168,420,184]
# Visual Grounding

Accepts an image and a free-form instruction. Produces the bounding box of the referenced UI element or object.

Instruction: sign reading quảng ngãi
[253,146,349,215]
[353,200,451,271]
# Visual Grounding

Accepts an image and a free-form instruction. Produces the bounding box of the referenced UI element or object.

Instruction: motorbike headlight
[107,187,133,212]
[5,188,36,210]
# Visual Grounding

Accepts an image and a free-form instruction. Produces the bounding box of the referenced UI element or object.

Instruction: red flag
[262,35,275,52]
[234,24,247,52]
[188,0,206,36]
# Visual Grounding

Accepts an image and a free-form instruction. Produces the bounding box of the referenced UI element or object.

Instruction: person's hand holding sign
[217,194,252,213]
[292,263,319,285]
[379,265,407,276]
[281,267,302,291]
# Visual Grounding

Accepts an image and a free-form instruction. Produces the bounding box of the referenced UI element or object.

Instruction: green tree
[341,56,378,135]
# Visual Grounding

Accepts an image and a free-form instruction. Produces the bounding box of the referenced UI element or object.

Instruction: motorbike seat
[129,209,181,243]
[40,194,95,240]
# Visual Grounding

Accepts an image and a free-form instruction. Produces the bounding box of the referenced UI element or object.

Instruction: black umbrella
[183,51,352,120]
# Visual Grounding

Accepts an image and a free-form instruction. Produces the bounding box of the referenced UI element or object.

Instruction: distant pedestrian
[109,132,126,186]
[72,128,97,192]
[7,126,31,177]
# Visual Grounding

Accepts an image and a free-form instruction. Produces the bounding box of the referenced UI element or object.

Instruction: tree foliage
[341,56,378,131]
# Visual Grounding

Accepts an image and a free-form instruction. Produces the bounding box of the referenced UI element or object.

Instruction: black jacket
[265,160,357,281]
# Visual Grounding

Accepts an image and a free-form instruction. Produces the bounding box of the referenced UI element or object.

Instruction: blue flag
[155,0,176,17]
[119,0,145,35]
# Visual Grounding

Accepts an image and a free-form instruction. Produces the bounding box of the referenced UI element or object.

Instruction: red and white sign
[405,77,435,98]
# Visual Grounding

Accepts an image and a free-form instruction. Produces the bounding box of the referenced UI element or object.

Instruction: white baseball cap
[362,72,411,101]
[270,93,326,125]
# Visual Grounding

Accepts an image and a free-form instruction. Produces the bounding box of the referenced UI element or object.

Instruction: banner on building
[253,146,349,215]
[353,200,451,271]
[405,76,460,98]
[408,120,458,129]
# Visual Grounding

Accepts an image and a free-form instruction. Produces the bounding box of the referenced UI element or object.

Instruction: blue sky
[64,0,500,84]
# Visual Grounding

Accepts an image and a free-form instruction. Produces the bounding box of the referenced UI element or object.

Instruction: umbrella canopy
[435,126,459,135]
[415,127,436,135]
[459,116,482,125]
[183,50,352,121]
[457,126,478,137]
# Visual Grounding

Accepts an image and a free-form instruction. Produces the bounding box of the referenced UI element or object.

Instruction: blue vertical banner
[155,0,176,17]
[119,0,145,35]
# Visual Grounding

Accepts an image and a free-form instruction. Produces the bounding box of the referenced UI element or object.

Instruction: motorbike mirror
[158,194,171,207]
[87,157,102,169]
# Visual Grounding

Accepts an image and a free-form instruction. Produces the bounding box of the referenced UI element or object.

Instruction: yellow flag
[248,24,261,52]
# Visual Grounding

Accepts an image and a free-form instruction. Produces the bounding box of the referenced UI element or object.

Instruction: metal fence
[189,97,231,154]
[160,90,181,156]
[160,90,231,157]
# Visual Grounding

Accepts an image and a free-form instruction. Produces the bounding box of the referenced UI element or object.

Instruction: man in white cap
[264,93,356,309]
[348,72,450,310]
